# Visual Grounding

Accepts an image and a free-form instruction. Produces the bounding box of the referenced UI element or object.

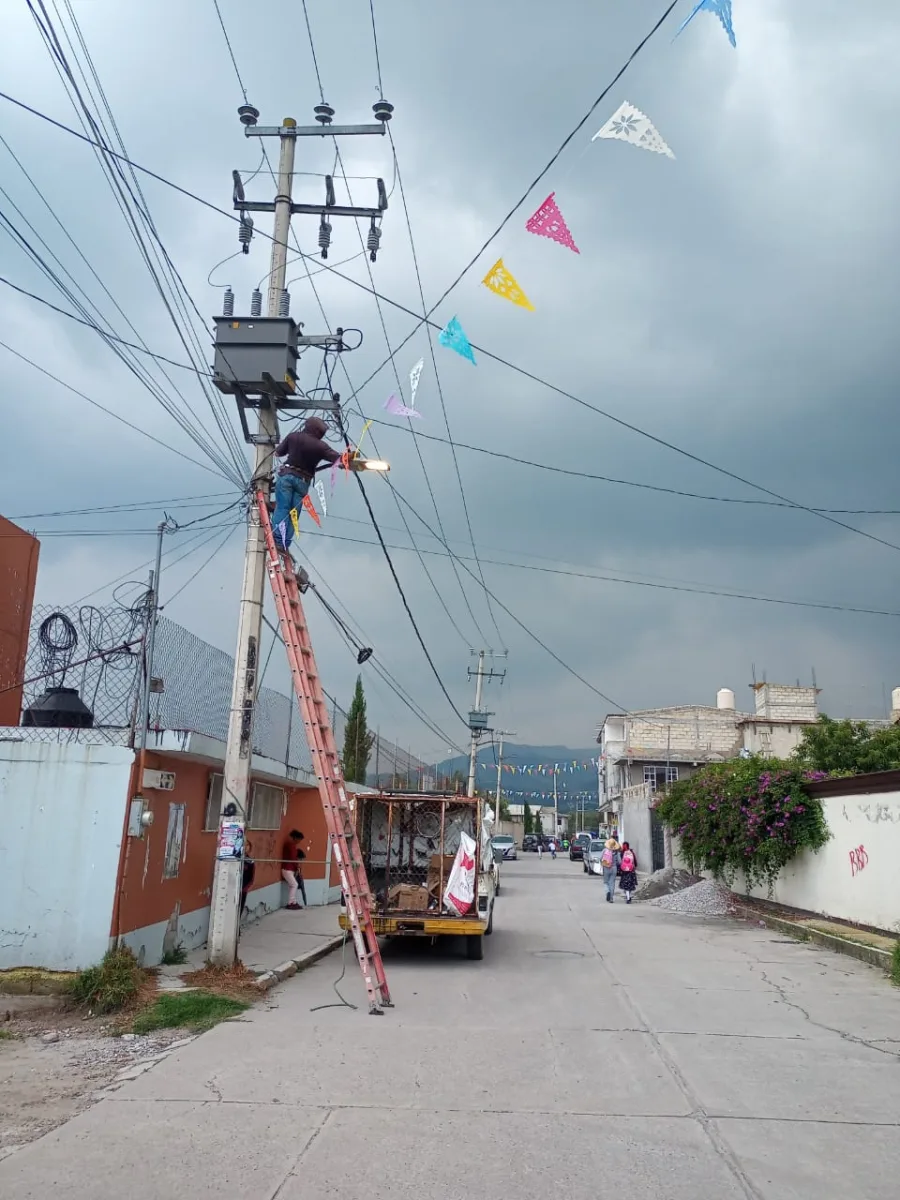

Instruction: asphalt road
[2,856,899,1198]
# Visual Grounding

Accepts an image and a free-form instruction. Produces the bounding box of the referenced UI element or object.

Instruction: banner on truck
[443,831,477,916]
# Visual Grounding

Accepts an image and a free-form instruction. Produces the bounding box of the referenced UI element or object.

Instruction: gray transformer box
[212,316,299,397]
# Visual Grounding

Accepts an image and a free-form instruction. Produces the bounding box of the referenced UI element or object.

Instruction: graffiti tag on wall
[849,845,869,877]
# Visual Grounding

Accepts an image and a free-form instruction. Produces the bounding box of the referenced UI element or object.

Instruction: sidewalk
[156,902,343,989]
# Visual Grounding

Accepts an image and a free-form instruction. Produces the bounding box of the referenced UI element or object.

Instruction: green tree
[499,795,511,821]
[793,715,900,775]
[342,676,375,784]
[523,802,534,835]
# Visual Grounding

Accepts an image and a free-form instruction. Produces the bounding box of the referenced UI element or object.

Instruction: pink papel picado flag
[525,192,580,253]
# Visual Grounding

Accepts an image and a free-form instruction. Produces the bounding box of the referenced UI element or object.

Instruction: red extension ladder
[257,490,392,1015]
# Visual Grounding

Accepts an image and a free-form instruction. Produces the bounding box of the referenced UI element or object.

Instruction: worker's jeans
[282,868,307,907]
[603,868,617,900]
[273,473,311,549]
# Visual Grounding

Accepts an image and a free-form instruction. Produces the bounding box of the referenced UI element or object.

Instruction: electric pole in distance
[494,729,516,830]
[466,650,506,799]
[208,98,393,966]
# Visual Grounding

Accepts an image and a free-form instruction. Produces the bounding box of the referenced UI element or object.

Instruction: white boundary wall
[743,784,900,933]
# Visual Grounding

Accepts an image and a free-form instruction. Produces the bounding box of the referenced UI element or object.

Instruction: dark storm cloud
[2,0,900,751]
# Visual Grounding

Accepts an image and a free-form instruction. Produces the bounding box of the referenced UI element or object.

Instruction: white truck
[339,790,496,959]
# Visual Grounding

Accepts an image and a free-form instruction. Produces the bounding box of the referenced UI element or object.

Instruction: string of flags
[479,758,601,776]
[303,2,738,514]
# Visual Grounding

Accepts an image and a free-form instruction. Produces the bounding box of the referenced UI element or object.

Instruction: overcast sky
[2,0,900,761]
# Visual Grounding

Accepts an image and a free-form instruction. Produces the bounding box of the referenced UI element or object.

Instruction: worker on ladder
[272,417,340,552]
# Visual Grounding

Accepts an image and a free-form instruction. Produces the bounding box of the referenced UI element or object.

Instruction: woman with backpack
[618,842,638,904]
[600,836,620,903]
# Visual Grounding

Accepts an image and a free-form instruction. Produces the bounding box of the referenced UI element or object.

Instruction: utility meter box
[213,316,299,397]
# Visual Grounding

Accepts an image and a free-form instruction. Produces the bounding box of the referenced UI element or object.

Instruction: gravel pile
[649,878,736,916]
[633,867,702,902]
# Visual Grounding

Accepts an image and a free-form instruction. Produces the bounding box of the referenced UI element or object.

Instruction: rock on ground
[633,867,702,901]
[649,878,736,916]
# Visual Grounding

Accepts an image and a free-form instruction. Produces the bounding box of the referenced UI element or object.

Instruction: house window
[163,803,186,879]
[248,782,285,830]
[204,774,223,831]
[643,765,679,792]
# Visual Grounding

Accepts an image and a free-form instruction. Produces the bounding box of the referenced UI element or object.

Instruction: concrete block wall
[753,684,818,721]
[626,707,743,756]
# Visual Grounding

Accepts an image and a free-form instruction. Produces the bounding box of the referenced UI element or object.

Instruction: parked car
[569,832,592,861]
[491,834,517,862]
[522,834,539,852]
[584,839,606,875]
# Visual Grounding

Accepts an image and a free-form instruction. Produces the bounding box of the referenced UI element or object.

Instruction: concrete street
[2,856,899,1198]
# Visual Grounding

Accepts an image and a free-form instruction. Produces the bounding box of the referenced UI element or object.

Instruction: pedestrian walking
[240,839,256,917]
[601,836,620,903]
[281,829,308,909]
[550,840,557,860]
[537,839,543,861]
[618,841,638,904]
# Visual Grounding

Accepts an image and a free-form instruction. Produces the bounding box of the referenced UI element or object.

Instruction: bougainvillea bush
[653,757,831,891]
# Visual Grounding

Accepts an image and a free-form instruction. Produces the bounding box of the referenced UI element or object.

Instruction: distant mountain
[435,743,600,811]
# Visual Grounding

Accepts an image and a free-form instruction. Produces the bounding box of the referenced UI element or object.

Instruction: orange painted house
[0,727,353,970]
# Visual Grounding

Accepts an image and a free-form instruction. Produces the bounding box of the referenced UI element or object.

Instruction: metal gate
[650,809,666,872]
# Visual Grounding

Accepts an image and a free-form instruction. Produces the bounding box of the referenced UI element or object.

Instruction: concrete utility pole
[136,518,170,752]
[208,99,393,965]
[465,650,506,798]
[208,121,297,966]
[494,729,516,828]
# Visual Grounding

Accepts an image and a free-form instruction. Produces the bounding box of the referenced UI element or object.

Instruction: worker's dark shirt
[275,431,340,478]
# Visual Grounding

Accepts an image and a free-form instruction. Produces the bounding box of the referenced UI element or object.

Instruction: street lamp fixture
[351,456,390,473]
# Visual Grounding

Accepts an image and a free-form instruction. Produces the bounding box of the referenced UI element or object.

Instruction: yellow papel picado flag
[481,258,535,311]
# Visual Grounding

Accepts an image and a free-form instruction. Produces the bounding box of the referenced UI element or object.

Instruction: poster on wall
[217,820,245,860]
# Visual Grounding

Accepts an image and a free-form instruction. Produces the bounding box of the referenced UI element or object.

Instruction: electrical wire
[0,338,237,484]
[301,520,900,620]
[291,9,485,649]
[163,522,240,606]
[352,420,900,515]
[211,0,248,102]
[4,88,898,553]
[0,275,217,378]
[362,2,504,645]
[402,0,683,323]
[26,1,248,483]
[11,492,238,520]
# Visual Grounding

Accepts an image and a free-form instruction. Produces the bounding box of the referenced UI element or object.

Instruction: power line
[25,1,248,482]
[295,549,467,753]
[5,86,897,558]
[384,118,505,644]
[295,9,488,649]
[163,522,240,605]
[211,0,248,102]
[0,339,235,481]
[359,420,900,515]
[11,492,237,520]
[300,503,900,620]
[401,0,682,323]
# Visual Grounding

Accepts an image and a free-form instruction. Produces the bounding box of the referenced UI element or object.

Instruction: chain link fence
[13,604,433,784]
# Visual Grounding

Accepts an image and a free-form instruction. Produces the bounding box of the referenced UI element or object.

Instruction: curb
[254,934,345,992]
[732,904,894,973]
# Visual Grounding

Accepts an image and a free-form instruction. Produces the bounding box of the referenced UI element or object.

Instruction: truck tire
[485,904,494,936]
[466,934,484,960]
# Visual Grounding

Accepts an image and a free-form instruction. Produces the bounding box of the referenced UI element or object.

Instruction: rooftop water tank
[22,686,94,728]
[716,688,736,710]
